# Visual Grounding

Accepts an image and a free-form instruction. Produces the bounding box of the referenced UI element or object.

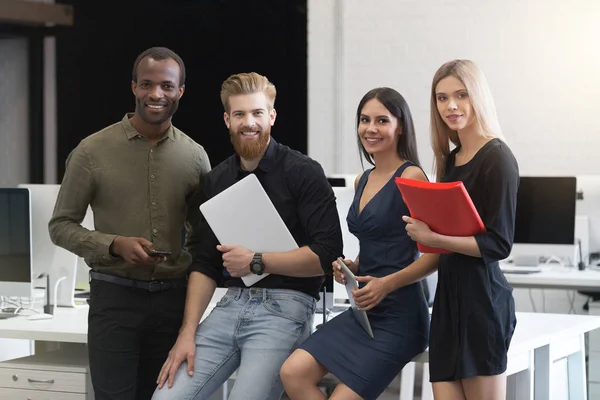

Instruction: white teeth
[147,105,164,109]
[366,138,381,142]
[242,132,258,136]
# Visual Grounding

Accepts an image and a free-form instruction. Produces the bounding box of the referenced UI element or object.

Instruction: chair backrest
[421,271,438,306]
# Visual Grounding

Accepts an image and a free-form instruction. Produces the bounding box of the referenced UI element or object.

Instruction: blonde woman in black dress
[399,59,519,399]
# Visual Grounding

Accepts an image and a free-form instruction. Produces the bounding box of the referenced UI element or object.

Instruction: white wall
[308,0,600,178]
[309,0,600,315]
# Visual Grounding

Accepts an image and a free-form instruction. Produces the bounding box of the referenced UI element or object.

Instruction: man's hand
[156,332,196,389]
[110,236,165,266]
[217,245,253,277]
[353,275,393,311]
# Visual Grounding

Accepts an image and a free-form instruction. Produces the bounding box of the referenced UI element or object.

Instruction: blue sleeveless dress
[299,162,430,400]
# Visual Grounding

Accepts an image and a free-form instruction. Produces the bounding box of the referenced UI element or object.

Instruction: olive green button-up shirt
[49,114,211,280]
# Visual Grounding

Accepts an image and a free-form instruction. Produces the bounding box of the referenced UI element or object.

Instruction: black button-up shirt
[188,138,343,299]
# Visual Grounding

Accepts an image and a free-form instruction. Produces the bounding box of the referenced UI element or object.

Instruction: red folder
[395,177,486,254]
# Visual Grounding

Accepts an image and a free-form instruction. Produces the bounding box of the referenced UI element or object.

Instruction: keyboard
[503,270,541,275]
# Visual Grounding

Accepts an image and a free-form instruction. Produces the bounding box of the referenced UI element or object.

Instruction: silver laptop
[199,174,298,286]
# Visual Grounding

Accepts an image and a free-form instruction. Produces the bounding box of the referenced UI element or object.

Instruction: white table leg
[399,362,415,400]
[506,352,534,400]
[567,333,587,400]
[534,344,551,400]
[421,363,434,400]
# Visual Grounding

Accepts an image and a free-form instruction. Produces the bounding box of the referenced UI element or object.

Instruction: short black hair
[132,47,186,87]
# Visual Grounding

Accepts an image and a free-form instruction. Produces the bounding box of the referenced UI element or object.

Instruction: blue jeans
[152,287,315,400]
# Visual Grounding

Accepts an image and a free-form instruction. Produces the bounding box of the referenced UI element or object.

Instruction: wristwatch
[249,252,265,275]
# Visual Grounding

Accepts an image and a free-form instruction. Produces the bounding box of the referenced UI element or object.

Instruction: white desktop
[18,184,94,308]
[330,181,359,305]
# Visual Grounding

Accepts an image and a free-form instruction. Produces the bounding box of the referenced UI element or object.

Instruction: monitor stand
[48,246,78,308]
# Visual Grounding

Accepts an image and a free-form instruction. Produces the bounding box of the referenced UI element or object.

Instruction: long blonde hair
[430,60,504,181]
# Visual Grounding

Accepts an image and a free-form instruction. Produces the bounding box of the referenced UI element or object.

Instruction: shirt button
[150,149,153,153]
[150,174,155,179]
[153,229,158,234]
[151,201,156,206]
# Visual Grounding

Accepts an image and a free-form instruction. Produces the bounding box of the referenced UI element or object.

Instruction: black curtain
[56,0,307,180]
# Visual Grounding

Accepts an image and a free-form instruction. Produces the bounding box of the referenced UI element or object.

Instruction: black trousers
[87,278,186,400]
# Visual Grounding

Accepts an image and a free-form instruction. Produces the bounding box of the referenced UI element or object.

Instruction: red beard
[230,127,271,159]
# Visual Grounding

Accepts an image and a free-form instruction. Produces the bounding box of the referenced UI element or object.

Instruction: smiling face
[224,91,276,159]
[434,75,475,132]
[357,98,400,157]
[131,57,184,125]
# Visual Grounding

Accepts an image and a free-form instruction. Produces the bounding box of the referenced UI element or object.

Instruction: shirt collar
[122,113,175,142]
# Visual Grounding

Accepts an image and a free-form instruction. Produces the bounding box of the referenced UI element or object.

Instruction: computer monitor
[511,176,577,265]
[17,184,62,280]
[325,177,361,306]
[17,184,94,306]
[0,188,33,298]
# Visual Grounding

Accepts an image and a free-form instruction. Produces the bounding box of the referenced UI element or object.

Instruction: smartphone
[148,250,172,257]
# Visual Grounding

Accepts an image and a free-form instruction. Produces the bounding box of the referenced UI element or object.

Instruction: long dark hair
[356,87,421,168]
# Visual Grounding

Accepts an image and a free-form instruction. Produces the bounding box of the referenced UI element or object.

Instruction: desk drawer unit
[0,388,84,400]
[0,367,85,393]
[0,347,92,400]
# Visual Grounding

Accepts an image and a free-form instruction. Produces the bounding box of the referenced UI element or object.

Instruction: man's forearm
[179,272,217,336]
[262,246,323,277]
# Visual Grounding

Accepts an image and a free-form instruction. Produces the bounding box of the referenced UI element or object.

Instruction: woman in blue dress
[280,87,431,400]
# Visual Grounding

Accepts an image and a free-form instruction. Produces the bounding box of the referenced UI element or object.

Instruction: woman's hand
[332,257,358,285]
[352,275,393,311]
[402,216,438,247]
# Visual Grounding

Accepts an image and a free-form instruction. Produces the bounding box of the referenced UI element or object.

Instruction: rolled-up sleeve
[186,174,225,285]
[184,146,212,256]
[474,147,520,264]
[289,160,343,274]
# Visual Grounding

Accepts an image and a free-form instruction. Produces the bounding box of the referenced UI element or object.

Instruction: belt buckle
[148,281,162,292]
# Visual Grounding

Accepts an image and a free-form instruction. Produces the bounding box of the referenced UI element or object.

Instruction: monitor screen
[514,177,576,245]
[0,188,32,283]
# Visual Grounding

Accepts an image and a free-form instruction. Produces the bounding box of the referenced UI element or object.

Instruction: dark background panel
[56,0,307,179]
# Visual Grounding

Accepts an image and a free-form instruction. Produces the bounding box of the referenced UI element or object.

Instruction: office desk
[1,292,599,400]
[502,265,600,291]
[501,265,600,397]
[393,312,600,400]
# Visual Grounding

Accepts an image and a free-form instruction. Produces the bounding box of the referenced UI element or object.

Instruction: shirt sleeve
[48,143,118,262]
[474,145,520,264]
[288,160,344,274]
[186,173,225,285]
[184,146,211,257]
